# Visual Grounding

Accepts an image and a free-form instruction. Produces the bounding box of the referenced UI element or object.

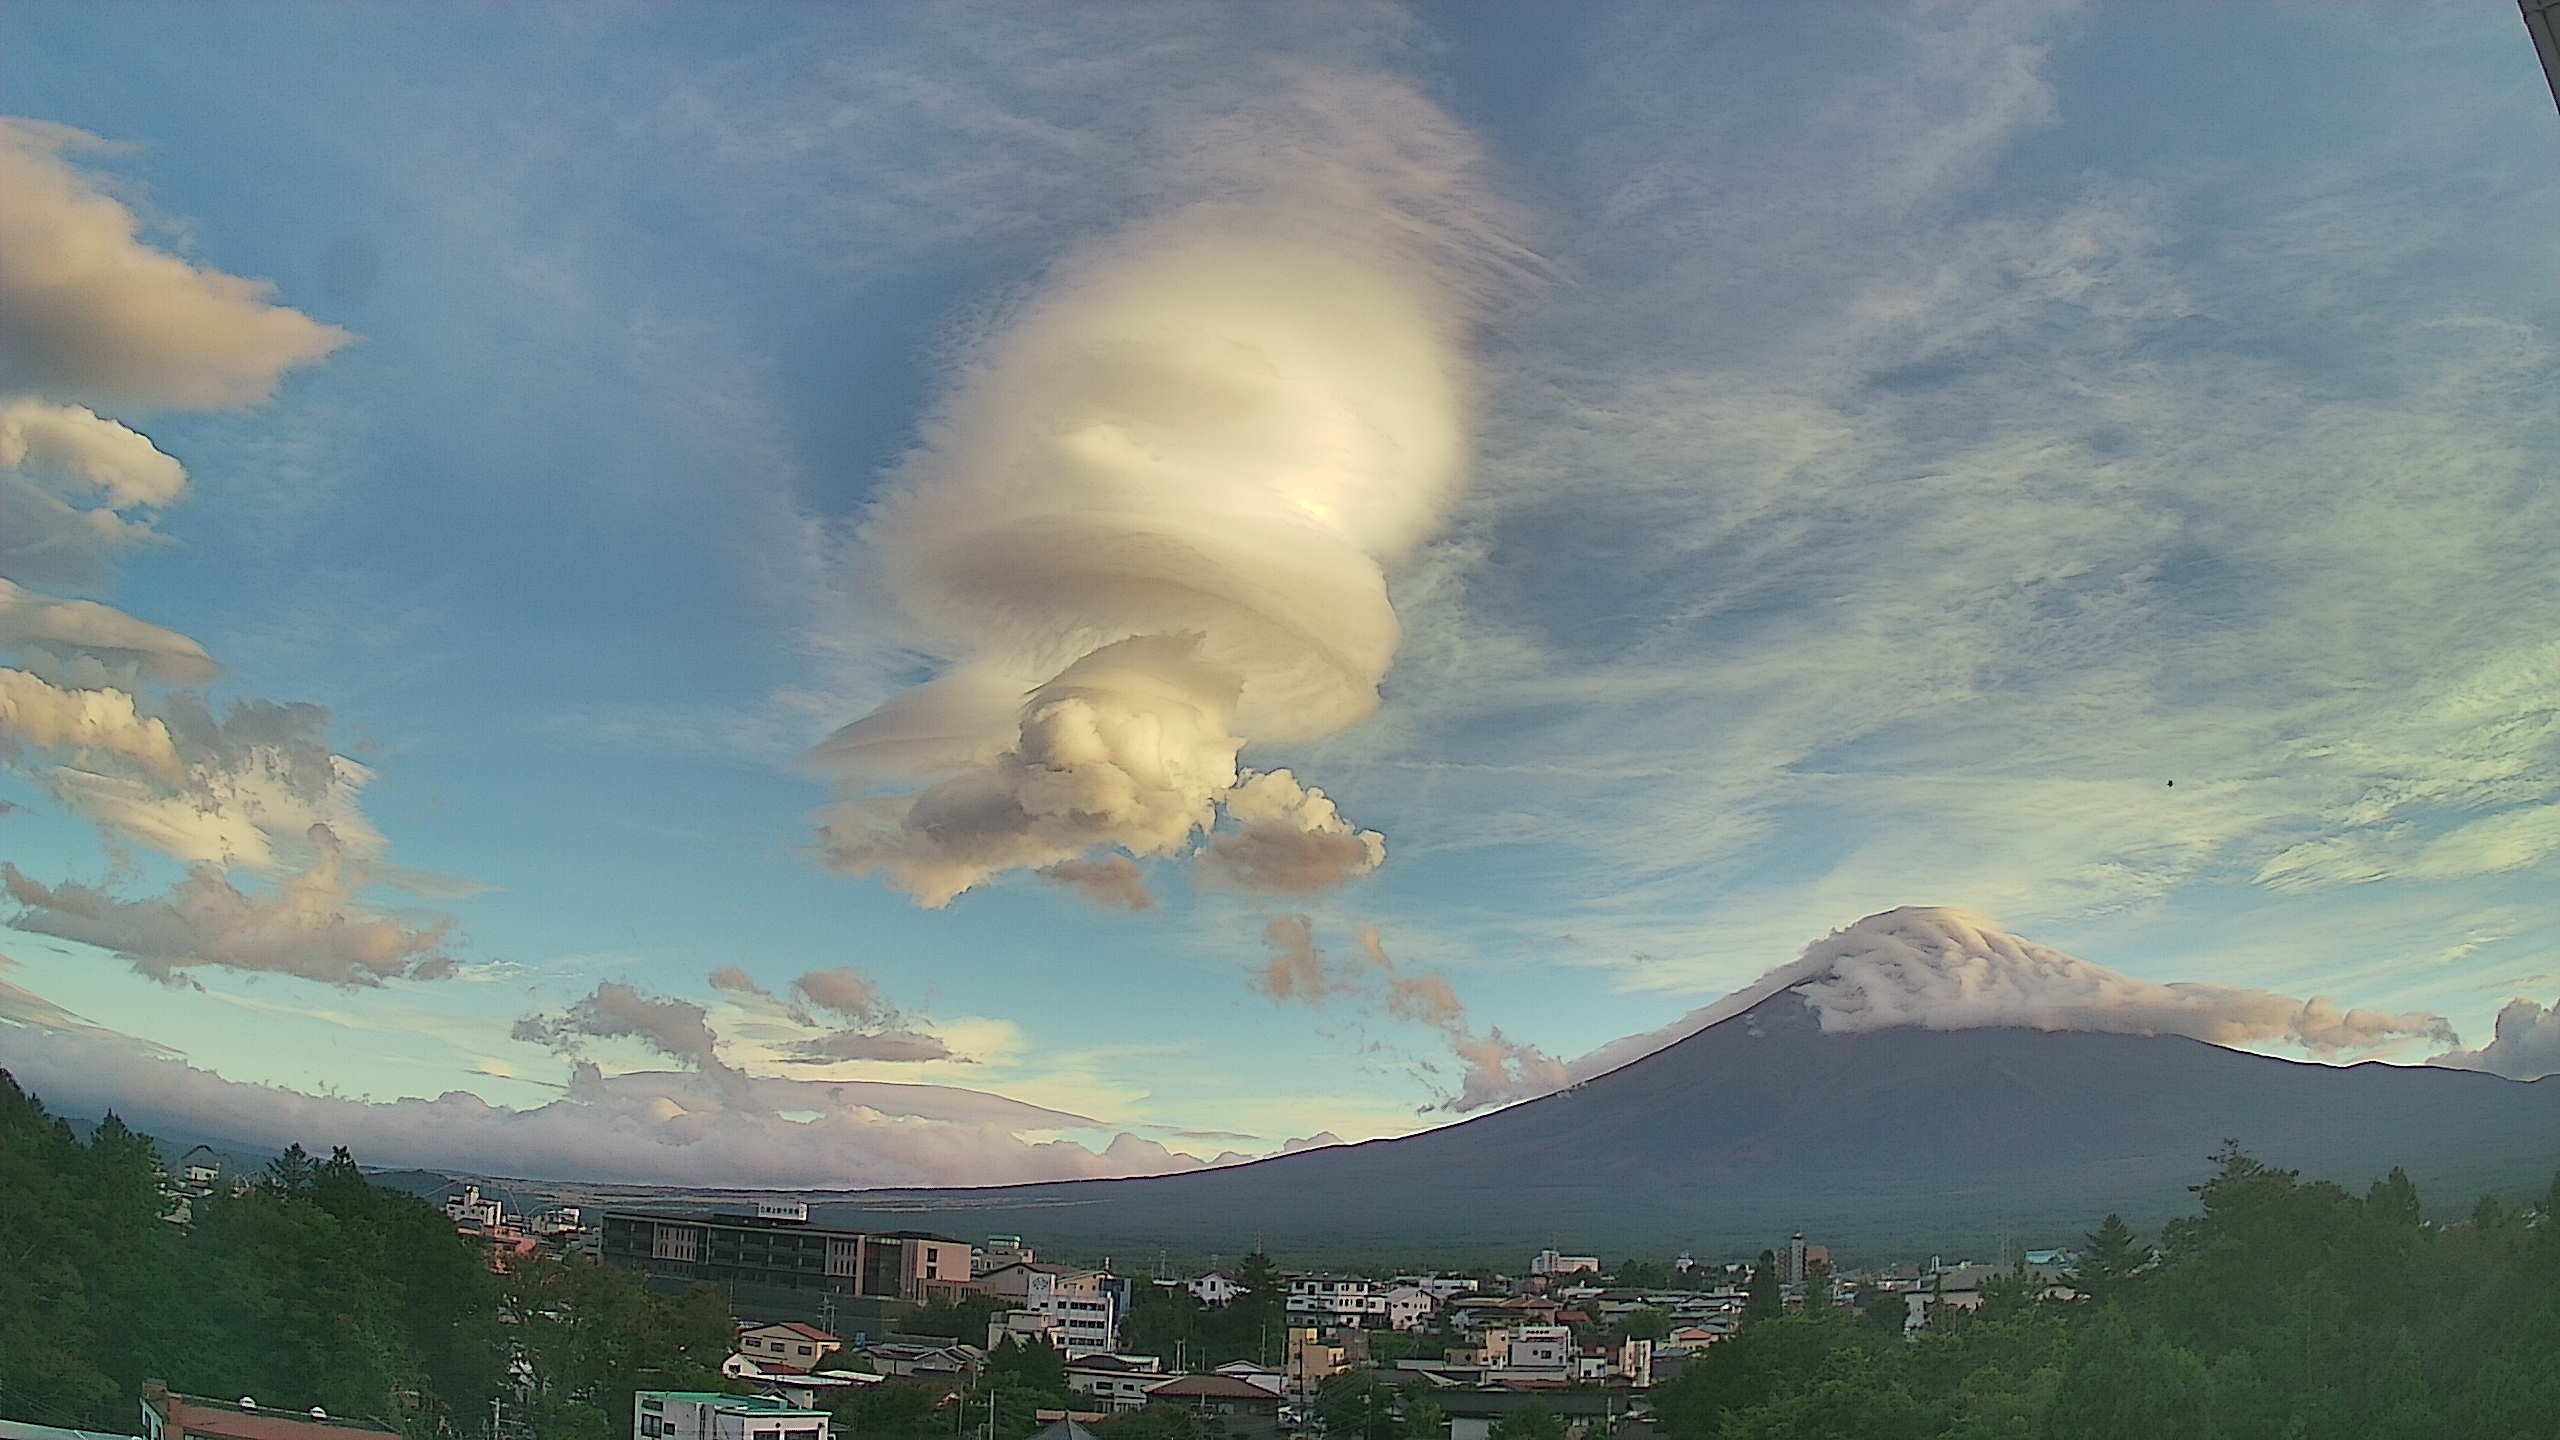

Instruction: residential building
[1210,1363,1287,1397]
[139,1388,401,1440]
[1062,1355,1166,1413]
[989,1311,1064,1351]
[1022,1422,1103,1440]
[1528,1250,1599,1279]
[974,1235,1035,1276]
[1186,1272,1241,1307]
[602,1210,972,1307]
[736,1323,841,1372]
[1142,1376,1282,1439]
[1395,1275,1481,1303]
[1476,1325,1573,1384]
[632,1392,828,1440]
[980,1262,1119,1354]
[860,1342,982,1382]
[535,1206,587,1235]
[1285,1328,1350,1389]
[175,1147,222,1192]
[444,1184,504,1229]
[1443,1296,1562,1333]
[1283,1277,1435,1331]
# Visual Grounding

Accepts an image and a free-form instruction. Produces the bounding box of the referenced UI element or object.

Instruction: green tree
[1744,1251,1782,1323]
[905,1291,1003,1342]
[988,1336,1068,1393]
[1801,1259,1833,1312]
[1098,1404,1206,1440]
[1489,1404,1562,1440]
[2040,1311,2211,1440]
[2068,1215,2143,1305]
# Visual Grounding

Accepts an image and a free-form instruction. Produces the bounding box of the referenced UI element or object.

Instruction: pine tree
[1744,1251,1782,1323]
[2071,1214,2145,1304]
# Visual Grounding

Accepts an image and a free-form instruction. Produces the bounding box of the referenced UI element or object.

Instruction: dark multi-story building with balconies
[601,1205,973,1324]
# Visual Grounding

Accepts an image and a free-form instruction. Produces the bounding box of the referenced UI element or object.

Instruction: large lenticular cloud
[814,174,1490,908]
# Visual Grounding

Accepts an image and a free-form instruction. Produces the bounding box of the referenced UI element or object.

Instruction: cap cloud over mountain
[1559,906,2457,1092]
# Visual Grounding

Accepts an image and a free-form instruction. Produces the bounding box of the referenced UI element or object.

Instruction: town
[6,1081,2557,1440]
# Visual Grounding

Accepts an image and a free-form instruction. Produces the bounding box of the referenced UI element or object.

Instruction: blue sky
[3,2,2558,1187]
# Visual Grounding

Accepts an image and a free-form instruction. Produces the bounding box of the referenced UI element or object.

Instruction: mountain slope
[797,991,2560,1264]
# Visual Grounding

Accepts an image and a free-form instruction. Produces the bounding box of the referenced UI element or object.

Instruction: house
[1063,1355,1166,1413]
[139,1387,402,1440]
[860,1342,983,1382]
[737,1323,842,1371]
[1376,1286,1437,1331]
[176,1147,222,1191]
[632,1393,827,1440]
[1211,1362,1287,1397]
[1187,1272,1242,1307]
[1021,1423,1103,1440]
[1396,1276,1483,1302]
[1142,1376,1283,1438]
[734,1375,877,1412]
[1476,1325,1573,1385]
[1444,1296,1562,1333]
[535,1206,587,1235]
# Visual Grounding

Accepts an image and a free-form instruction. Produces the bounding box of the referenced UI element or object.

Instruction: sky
[3,1,2559,1189]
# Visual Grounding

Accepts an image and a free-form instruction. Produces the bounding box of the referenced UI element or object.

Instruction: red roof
[161,1396,400,1440]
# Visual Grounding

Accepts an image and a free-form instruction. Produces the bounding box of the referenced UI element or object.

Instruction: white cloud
[1036,855,1155,911]
[0,1023,1219,1189]
[1200,770,1386,895]
[2,823,454,988]
[0,666,183,782]
[1557,907,2457,1099]
[0,578,218,685]
[2430,996,2560,1082]
[811,74,1518,907]
[0,117,351,410]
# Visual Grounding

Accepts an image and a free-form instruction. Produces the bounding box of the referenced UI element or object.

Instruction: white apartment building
[444,1184,503,1229]
[634,1392,828,1440]
[1529,1250,1600,1279]
[1284,1277,1437,1331]
[982,1262,1118,1354]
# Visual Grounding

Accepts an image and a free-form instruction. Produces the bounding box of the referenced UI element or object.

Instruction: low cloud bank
[3,824,453,987]
[0,1024,1209,1189]
[2431,996,2560,1081]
